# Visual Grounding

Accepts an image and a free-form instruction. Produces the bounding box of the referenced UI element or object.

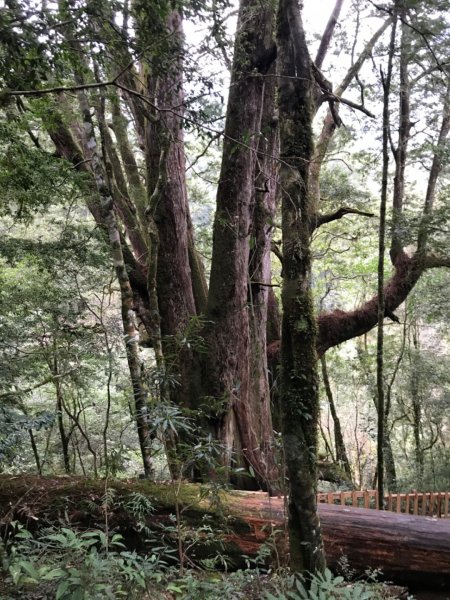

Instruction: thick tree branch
[312,206,374,231]
[316,247,450,356]
[423,254,450,269]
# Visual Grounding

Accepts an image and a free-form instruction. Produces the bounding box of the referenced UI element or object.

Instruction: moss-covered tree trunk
[277,0,325,575]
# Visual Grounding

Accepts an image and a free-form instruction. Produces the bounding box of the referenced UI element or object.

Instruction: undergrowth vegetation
[0,489,407,600]
[0,523,400,600]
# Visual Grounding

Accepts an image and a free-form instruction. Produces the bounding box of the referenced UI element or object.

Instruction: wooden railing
[317,490,450,518]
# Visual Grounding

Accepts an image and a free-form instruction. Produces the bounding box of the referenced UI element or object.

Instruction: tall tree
[3,0,450,578]
[277,0,326,573]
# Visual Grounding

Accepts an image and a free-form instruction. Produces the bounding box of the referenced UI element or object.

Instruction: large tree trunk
[201,0,277,491]
[141,9,198,407]
[277,0,325,574]
[246,60,280,490]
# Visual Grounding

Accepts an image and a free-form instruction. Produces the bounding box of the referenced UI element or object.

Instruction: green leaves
[5,524,168,599]
[0,120,76,223]
[265,569,379,600]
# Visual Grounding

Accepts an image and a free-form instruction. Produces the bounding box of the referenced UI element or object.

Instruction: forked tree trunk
[201,0,277,491]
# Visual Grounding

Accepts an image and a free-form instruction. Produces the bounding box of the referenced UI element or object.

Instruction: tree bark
[277,0,325,574]
[144,15,197,342]
[201,0,277,491]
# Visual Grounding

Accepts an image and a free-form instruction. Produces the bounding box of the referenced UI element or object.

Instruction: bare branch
[315,0,345,69]
[321,92,376,118]
[0,368,79,403]
[423,254,450,269]
[5,79,116,97]
[312,206,375,231]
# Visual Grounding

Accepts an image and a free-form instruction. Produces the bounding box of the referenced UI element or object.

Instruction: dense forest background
[0,0,450,596]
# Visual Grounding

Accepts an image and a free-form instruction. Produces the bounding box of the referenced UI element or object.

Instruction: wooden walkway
[317,489,450,517]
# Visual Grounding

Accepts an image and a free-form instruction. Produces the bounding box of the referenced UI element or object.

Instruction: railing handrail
[317,489,450,517]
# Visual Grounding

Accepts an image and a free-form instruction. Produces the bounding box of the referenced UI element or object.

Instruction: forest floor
[0,475,448,599]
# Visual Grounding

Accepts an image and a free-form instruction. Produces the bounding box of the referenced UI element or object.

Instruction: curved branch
[312,206,374,231]
[316,248,450,356]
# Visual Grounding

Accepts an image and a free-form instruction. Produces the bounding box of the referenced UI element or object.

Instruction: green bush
[2,523,167,599]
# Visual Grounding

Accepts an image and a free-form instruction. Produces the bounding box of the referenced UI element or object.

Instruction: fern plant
[265,569,379,600]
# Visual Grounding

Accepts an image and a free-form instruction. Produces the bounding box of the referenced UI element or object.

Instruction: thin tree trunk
[391,16,411,261]
[320,355,352,481]
[73,77,154,477]
[48,342,71,475]
[28,429,42,475]
[377,17,397,509]
[62,399,98,478]
[410,324,424,486]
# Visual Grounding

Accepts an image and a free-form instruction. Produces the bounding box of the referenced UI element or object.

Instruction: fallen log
[225,491,450,588]
[0,476,449,589]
